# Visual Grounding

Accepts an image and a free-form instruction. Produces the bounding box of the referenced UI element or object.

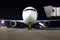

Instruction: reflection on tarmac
[0,28,60,40]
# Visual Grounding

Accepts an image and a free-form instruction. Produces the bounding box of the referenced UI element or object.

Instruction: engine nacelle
[10,21,17,27]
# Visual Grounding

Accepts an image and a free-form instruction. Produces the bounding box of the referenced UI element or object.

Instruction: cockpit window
[24,9,36,11]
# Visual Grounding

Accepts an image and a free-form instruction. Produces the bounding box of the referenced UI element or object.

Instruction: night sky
[0,0,60,20]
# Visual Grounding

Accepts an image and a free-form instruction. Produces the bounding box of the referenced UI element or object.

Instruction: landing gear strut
[28,25,32,30]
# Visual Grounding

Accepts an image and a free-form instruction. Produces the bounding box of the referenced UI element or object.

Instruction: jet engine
[10,21,17,27]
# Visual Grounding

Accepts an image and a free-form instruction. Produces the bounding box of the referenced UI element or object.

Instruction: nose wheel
[28,25,32,30]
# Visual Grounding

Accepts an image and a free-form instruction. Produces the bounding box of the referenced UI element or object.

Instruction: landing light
[1,20,5,24]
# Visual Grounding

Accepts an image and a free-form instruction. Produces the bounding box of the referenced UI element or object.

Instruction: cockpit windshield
[24,9,36,11]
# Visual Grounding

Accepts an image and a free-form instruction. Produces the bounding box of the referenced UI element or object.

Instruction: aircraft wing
[0,19,24,27]
[36,19,60,23]
[0,19,24,23]
[36,19,60,28]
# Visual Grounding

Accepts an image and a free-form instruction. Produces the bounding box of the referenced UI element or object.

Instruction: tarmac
[0,28,60,40]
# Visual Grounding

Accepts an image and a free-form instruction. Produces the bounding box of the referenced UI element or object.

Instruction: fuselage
[22,7,38,25]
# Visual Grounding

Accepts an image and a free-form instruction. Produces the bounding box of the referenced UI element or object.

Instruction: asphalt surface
[0,28,60,40]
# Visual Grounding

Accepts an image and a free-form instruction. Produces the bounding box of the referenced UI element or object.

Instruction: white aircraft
[0,6,60,29]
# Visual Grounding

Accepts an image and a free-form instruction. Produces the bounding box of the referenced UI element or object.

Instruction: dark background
[0,0,60,20]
